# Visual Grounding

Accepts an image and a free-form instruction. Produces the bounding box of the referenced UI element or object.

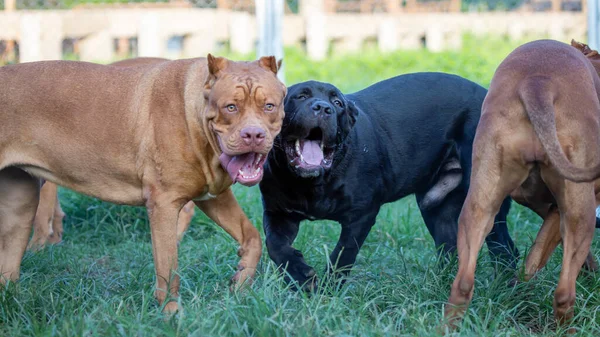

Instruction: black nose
[310,101,332,115]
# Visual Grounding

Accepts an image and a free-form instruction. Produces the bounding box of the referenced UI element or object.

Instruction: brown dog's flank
[28,57,196,250]
[0,55,286,313]
[444,39,600,332]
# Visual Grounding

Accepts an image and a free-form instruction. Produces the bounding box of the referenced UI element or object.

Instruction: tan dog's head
[203,54,286,186]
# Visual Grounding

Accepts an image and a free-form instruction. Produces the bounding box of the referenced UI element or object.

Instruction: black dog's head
[277,81,358,178]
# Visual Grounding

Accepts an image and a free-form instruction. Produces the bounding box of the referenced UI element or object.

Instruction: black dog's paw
[282,251,318,292]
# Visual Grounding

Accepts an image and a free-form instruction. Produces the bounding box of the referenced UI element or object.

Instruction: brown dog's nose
[240,126,266,146]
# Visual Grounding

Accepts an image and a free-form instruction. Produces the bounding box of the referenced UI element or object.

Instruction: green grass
[2,35,600,336]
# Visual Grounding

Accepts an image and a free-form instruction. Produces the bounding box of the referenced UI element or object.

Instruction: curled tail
[519,76,600,182]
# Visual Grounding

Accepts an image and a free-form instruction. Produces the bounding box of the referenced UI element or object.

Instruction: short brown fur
[444,39,600,333]
[28,57,196,250]
[0,55,286,313]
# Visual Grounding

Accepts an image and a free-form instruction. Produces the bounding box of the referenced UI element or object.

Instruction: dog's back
[0,58,207,203]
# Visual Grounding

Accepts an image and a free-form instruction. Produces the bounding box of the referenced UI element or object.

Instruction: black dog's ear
[347,99,358,126]
[337,99,358,143]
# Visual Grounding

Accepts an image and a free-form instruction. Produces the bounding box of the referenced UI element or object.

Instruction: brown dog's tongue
[301,140,323,165]
[219,152,256,182]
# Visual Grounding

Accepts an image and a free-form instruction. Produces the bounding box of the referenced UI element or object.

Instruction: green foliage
[2,35,600,336]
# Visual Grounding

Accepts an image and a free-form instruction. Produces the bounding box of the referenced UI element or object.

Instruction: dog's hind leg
[0,167,40,283]
[418,190,518,269]
[417,189,461,260]
[444,116,531,328]
[48,195,65,244]
[28,181,59,250]
[541,170,595,329]
[522,205,598,280]
[523,206,561,281]
[484,197,519,269]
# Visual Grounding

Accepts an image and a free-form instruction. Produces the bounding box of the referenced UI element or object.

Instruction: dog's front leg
[195,188,261,288]
[328,210,379,282]
[263,209,316,290]
[146,196,182,314]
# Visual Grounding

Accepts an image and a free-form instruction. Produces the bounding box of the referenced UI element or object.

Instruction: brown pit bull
[444,39,600,332]
[27,57,196,250]
[0,54,286,313]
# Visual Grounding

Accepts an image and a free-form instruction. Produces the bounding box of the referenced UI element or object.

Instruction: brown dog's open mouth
[285,128,335,172]
[219,152,267,186]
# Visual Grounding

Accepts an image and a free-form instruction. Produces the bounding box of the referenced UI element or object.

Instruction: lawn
[1,35,599,336]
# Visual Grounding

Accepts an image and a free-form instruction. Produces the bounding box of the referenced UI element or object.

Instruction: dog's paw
[162,301,181,315]
[230,265,255,291]
[47,231,63,244]
[27,237,48,251]
[285,263,317,292]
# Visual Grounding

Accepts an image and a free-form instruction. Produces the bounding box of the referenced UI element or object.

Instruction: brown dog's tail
[519,76,600,182]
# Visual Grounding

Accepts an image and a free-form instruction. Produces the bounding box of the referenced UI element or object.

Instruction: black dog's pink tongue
[301,140,323,165]
[219,152,256,182]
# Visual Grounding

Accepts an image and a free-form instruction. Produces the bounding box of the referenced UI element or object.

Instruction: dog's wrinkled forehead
[214,70,283,103]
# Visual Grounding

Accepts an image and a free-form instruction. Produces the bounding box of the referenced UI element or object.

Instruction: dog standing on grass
[0,55,286,313]
[445,40,600,332]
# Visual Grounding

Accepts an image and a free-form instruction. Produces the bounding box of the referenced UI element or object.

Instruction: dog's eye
[296,94,307,100]
[264,103,275,112]
[333,99,343,107]
[225,104,237,113]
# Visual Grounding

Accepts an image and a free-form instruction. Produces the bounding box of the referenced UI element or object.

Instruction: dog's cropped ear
[204,54,229,99]
[207,54,228,77]
[277,59,283,72]
[258,56,278,75]
[571,39,599,58]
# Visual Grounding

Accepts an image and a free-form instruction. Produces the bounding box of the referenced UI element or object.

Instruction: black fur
[259,73,519,288]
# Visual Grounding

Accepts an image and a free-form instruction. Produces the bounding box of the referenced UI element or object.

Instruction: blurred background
[0,0,592,79]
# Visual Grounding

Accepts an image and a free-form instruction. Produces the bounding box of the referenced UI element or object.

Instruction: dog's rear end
[444,40,600,331]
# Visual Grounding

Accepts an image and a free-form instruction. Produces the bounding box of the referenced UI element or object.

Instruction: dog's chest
[282,188,347,221]
[193,192,217,201]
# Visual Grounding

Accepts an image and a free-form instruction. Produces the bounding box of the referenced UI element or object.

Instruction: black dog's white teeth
[294,139,307,163]
[320,140,324,152]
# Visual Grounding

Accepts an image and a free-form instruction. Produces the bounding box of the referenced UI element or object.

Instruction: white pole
[256,0,285,83]
[589,0,599,50]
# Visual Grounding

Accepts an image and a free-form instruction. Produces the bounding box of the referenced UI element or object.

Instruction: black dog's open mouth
[285,128,335,172]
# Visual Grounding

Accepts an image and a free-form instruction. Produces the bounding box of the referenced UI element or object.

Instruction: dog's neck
[183,61,232,195]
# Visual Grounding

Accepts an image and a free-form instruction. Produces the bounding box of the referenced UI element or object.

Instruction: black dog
[259,73,519,288]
